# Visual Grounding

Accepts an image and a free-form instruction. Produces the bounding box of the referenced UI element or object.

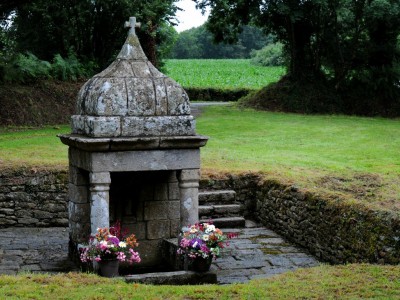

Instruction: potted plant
[177,222,238,272]
[80,224,141,277]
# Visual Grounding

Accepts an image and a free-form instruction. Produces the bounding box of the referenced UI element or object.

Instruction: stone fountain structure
[59,17,208,268]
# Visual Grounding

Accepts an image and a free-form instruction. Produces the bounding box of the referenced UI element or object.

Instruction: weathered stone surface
[85,116,121,137]
[69,184,88,204]
[146,220,171,239]
[125,270,217,285]
[126,78,156,116]
[165,78,190,115]
[85,78,128,116]
[121,116,195,137]
[168,181,180,201]
[69,202,90,223]
[71,149,201,172]
[144,202,169,220]
[199,190,236,205]
[135,240,163,266]
[154,78,168,116]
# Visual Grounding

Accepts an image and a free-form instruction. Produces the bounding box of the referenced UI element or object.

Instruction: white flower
[119,241,127,248]
[202,235,209,241]
[205,225,215,233]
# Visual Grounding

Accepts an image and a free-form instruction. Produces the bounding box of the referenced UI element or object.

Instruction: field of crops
[164,59,284,90]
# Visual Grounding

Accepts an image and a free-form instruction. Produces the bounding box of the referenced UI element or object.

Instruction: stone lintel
[58,134,208,152]
[69,148,201,172]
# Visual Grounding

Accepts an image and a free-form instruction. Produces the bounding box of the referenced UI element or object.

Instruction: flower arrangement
[177,222,238,260]
[80,223,141,264]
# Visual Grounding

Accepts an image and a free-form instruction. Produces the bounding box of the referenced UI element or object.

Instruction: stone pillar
[89,172,111,234]
[178,169,200,227]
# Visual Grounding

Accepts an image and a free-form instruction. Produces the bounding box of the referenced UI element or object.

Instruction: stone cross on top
[125,17,141,35]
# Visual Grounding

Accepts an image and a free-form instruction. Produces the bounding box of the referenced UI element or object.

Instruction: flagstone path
[0,224,319,284]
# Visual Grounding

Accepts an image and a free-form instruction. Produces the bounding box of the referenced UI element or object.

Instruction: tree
[5,0,179,69]
[195,0,400,115]
[170,24,269,59]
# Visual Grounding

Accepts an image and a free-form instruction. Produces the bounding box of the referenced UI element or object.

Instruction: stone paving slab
[0,227,77,275]
[214,227,320,284]
[0,226,320,284]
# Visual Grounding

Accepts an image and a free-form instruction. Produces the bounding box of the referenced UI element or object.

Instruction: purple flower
[107,236,120,245]
[190,238,204,249]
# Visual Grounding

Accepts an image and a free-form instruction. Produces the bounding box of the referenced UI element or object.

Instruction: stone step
[198,190,236,205]
[199,204,242,218]
[200,217,246,228]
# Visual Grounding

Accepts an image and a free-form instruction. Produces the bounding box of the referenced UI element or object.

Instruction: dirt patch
[317,173,388,204]
[0,80,84,126]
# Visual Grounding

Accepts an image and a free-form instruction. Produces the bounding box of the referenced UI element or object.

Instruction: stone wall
[0,168,68,227]
[200,173,400,265]
[2,168,400,265]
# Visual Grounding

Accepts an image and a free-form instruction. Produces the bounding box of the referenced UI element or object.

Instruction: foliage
[165,59,284,89]
[195,0,400,115]
[177,222,237,260]
[2,0,179,69]
[0,52,92,83]
[51,52,93,82]
[3,52,51,83]
[0,264,400,298]
[170,24,271,59]
[80,226,141,264]
[250,42,284,67]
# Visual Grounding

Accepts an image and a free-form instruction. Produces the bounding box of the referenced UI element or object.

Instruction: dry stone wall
[0,168,68,227]
[2,168,400,265]
[200,173,400,265]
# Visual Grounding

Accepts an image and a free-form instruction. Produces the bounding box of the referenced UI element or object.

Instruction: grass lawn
[0,264,399,299]
[198,105,400,211]
[164,59,284,90]
[1,105,399,211]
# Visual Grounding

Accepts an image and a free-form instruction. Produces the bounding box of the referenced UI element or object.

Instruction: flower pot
[191,256,212,272]
[98,259,119,277]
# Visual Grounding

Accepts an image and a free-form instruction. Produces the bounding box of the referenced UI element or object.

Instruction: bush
[0,51,95,83]
[250,43,284,67]
[51,52,90,81]
[1,52,51,83]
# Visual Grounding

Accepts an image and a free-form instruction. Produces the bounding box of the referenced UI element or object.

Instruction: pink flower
[200,245,209,253]
[129,248,141,263]
[116,252,126,262]
[180,238,191,248]
[95,255,101,262]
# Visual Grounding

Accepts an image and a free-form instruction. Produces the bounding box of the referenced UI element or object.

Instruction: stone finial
[125,17,142,36]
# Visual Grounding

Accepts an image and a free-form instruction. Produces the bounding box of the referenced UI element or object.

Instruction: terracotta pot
[98,259,119,277]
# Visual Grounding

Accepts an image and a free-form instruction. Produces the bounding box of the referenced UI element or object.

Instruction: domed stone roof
[71,17,194,138]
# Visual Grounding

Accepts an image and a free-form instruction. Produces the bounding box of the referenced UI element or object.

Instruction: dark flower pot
[191,256,212,272]
[98,259,119,277]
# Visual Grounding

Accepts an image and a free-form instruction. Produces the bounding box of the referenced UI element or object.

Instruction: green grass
[1,264,399,299]
[165,59,284,89]
[1,105,399,210]
[197,105,400,210]
[0,126,69,168]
